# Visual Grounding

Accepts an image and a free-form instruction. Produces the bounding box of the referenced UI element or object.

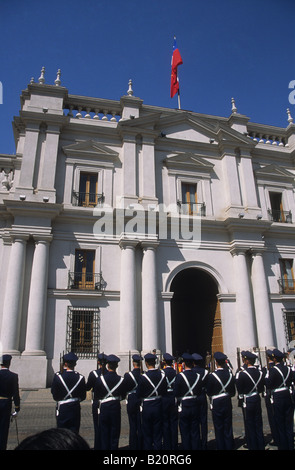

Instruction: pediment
[62,140,119,161]
[157,113,218,143]
[255,164,295,182]
[164,152,214,172]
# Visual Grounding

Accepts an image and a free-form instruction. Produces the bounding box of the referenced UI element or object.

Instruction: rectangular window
[66,307,100,359]
[283,309,295,345]
[280,259,295,293]
[73,249,95,290]
[74,172,98,207]
[269,192,286,222]
[181,183,197,215]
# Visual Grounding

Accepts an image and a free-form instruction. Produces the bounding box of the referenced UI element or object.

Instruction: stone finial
[30,77,35,84]
[127,79,133,96]
[287,108,294,124]
[38,67,45,84]
[231,97,237,114]
[55,69,61,86]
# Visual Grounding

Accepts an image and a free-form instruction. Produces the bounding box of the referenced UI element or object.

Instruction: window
[70,250,96,290]
[279,259,295,293]
[180,183,205,216]
[66,307,100,359]
[283,309,295,345]
[73,172,102,207]
[268,192,292,223]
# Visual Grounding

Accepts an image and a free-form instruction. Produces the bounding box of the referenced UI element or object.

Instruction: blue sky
[0,0,295,154]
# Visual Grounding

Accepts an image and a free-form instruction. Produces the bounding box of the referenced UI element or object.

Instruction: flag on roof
[170,37,183,99]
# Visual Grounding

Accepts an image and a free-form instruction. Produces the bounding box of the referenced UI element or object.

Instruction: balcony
[72,191,104,207]
[267,209,292,223]
[278,278,295,294]
[177,201,206,216]
[68,272,104,291]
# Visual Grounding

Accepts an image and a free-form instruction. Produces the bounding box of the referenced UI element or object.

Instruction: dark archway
[170,268,219,360]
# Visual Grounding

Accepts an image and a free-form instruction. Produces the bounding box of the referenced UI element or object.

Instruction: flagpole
[178,91,181,110]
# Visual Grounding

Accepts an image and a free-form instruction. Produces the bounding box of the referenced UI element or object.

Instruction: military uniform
[51,352,86,433]
[235,351,265,450]
[93,354,126,450]
[174,353,203,450]
[262,350,279,446]
[86,353,107,449]
[123,354,143,450]
[206,352,236,450]
[192,353,209,450]
[0,354,20,450]
[264,348,294,450]
[136,353,167,450]
[162,353,178,450]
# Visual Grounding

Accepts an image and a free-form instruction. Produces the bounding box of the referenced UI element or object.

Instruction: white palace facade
[1,70,295,388]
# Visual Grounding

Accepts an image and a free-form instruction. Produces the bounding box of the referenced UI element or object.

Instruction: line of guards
[0,348,295,451]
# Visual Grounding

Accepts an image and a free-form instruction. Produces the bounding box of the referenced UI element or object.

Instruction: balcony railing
[177,201,206,216]
[278,278,295,294]
[72,191,104,207]
[68,272,104,291]
[267,209,292,223]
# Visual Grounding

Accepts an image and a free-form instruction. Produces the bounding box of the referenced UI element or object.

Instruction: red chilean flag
[170,37,183,98]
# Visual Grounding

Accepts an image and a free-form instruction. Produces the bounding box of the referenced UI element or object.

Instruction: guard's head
[1,354,12,368]
[214,352,227,366]
[106,354,120,371]
[182,353,194,368]
[163,353,174,366]
[63,352,78,369]
[144,353,157,367]
[241,351,257,366]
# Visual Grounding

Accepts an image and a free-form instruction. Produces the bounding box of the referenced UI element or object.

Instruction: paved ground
[5,387,282,451]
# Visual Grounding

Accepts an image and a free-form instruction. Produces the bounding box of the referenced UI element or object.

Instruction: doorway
[170,268,222,360]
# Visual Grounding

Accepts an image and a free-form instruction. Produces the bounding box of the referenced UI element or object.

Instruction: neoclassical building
[1,69,295,388]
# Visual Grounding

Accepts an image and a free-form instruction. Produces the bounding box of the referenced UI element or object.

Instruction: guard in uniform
[136,353,167,450]
[264,348,294,450]
[206,351,236,450]
[0,354,20,450]
[235,351,265,450]
[51,352,86,433]
[192,353,209,450]
[174,353,203,450]
[93,354,126,450]
[123,354,143,450]
[262,349,279,446]
[86,352,107,449]
[162,353,178,450]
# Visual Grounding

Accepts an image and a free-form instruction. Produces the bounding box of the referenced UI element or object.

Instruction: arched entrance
[170,268,223,360]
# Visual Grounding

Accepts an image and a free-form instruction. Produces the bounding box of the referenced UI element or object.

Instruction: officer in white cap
[0,354,20,450]
[51,352,86,433]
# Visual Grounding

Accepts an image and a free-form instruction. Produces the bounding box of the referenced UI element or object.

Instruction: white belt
[181,395,197,400]
[273,386,288,393]
[211,392,229,400]
[143,396,161,401]
[57,397,79,406]
[100,396,120,405]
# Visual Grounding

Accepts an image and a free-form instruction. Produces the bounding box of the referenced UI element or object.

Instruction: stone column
[119,239,138,352]
[141,241,159,352]
[251,250,275,348]
[231,249,256,348]
[23,236,51,355]
[0,234,28,354]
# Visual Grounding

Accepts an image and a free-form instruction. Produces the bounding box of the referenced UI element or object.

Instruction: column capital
[141,240,160,251]
[32,234,53,244]
[119,238,139,250]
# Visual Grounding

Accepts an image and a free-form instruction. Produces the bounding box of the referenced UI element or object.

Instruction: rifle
[59,351,64,373]
[236,347,241,370]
